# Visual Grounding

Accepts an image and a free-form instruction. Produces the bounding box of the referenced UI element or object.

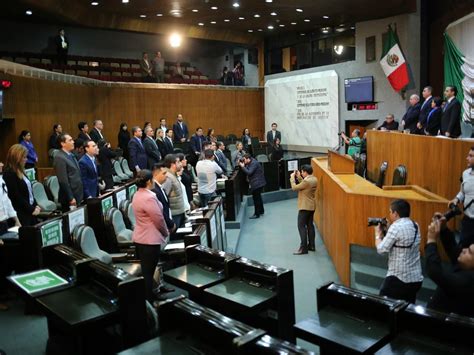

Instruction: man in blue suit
[172,114,189,143]
[417,86,433,133]
[128,126,148,173]
[401,94,421,134]
[79,140,100,199]
[152,162,176,233]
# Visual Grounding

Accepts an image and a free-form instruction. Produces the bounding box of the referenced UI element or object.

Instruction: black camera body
[368,217,389,236]
[441,203,462,221]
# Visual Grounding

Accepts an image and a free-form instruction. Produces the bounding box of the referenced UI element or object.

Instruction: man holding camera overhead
[373,199,423,303]
[449,147,474,248]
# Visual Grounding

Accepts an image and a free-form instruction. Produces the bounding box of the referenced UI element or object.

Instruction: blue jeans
[199,192,216,207]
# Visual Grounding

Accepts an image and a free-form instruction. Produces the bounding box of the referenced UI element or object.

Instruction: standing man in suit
[128,126,147,174]
[266,122,282,146]
[143,126,162,168]
[79,140,100,199]
[152,51,165,83]
[89,120,105,143]
[290,165,317,255]
[214,141,228,175]
[190,127,205,156]
[152,162,176,234]
[172,114,189,143]
[441,85,462,138]
[49,124,63,150]
[239,154,266,219]
[77,121,91,141]
[401,94,421,134]
[140,52,153,83]
[164,129,175,156]
[55,28,69,66]
[159,118,167,133]
[54,133,83,211]
[417,86,433,133]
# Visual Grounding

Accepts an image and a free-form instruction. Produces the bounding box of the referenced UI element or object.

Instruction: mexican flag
[380,26,409,92]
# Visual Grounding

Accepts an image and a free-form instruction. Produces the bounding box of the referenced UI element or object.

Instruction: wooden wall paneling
[1,74,263,167]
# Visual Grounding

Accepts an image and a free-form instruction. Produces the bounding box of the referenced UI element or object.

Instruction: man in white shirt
[196,149,224,207]
[159,118,167,133]
[90,120,105,143]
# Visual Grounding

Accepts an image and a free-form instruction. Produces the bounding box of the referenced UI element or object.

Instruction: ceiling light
[350,26,355,30]
[169,33,182,48]
[323,15,329,19]
[304,19,310,22]
[300,33,306,36]
[254,14,260,18]
[296,9,303,12]
[192,9,198,12]
[239,17,245,20]
[321,27,330,33]
[140,14,146,18]
[156,13,163,16]
[211,6,218,10]
[211,21,216,24]
[122,0,129,3]
[258,29,263,32]
[268,25,274,29]
[169,9,182,17]
[233,2,240,8]
[279,24,285,27]
[271,12,277,16]
[266,0,273,2]
[248,29,253,32]
[291,22,297,25]
[198,22,204,26]
[334,45,344,55]
[91,1,99,5]
[25,10,33,15]
[224,19,230,22]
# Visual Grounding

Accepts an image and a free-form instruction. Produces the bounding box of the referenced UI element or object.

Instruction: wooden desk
[328,150,354,173]
[367,130,474,199]
[312,156,449,285]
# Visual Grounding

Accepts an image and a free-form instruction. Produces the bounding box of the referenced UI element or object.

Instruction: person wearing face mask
[425,213,474,317]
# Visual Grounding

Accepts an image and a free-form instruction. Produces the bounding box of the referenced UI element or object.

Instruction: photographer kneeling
[425,213,474,317]
[373,199,423,303]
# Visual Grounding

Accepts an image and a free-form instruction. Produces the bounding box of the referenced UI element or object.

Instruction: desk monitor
[127,184,137,200]
[115,186,128,209]
[62,206,88,238]
[86,190,118,252]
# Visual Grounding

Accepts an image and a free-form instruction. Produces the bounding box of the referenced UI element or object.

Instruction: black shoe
[308,246,316,252]
[293,248,308,255]
[158,285,175,293]
[249,215,260,219]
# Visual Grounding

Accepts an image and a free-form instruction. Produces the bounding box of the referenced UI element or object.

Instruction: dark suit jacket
[79,155,99,199]
[128,137,147,170]
[140,59,153,77]
[156,138,166,158]
[172,122,189,142]
[54,150,84,208]
[49,133,60,150]
[241,135,252,152]
[418,97,433,128]
[241,158,266,191]
[425,108,442,136]
[214,150,227,175]
[180,169,194,203]
[143,136,162,168]
[266,130,282,145]
[163,137,175,156]
[441,98,461,137]
[89,128,104,143]
[78,132,92,142]
[97,146,116,190]
[2,170,38,226]
[377,120,399,131]
[55,35,69,54]
[402,103,421,133]
[190,134,205,154]
[152,184,174,230]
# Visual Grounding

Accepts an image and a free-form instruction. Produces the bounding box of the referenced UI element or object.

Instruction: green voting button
[10,269,68,294]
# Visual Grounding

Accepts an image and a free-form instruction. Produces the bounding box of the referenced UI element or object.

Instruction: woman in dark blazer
[3,144,41,226]
[18,130,38,169]
[97,140,117,190]
[155,128,166,159]
[425,97,443,136]
[241,128,252,153]
[270,137,284,161]
[118,123,131,159]
[176,153,194,205]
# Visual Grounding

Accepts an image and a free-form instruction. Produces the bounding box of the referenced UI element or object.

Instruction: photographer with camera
[425,213,474,316]
[340,129,362,157]
[448,147,474,248]
[372,199,423,303]
[239,154,266,219]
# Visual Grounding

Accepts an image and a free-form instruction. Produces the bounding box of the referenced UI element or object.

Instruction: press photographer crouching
[372,199,423,303]
[425,212,474,317]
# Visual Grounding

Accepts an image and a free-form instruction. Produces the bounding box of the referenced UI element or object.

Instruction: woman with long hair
[18,130,38,169]
[206,128,217,143]
[270,137,284,161]
[155,128,166,158]
[132,169,169,302]
[118,123,131,159]
[3,144,41,226]
[241,128,252,153]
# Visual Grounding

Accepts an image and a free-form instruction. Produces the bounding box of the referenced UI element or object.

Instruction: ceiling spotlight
[169,9,182,17]
[248,29,253,32]
[192,9,198,12]
[122,0,129,3]
[270,12,277,16]
[156,13,163,16]
[300,33,306,36]
[198,22,204,26]
[169,33,182,48]
[254,14,260,18]
[210,21,216,24]
[334,45,344,55]
[224,19,230,22]
[239,17,245,20]
[233,2,240,8]
[266,0,273,2]
[296,9,303,12]
[279,24,285,27]
[350,26,355,30]
[267,25,274,29]
[211,6,218,10]
[321,27,330,33]
[25,10,33,15]
[258,29,263,32]
[304,19,310,22]
[91,1,99,5]
[291,22,297,25]
[140,14,146,18]
[323,15,329,19]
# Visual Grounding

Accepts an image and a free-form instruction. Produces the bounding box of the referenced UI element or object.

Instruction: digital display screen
[344,76,374,103]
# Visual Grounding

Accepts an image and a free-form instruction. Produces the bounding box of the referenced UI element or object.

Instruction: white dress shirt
[196,159,223,194]
[0,176,17,222]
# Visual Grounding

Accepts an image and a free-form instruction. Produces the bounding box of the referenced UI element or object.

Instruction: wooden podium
[312,154,449,285]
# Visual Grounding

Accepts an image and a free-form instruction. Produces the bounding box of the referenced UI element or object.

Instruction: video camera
[368,217,388,236]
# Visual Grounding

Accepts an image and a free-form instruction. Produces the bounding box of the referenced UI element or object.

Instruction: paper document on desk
[176,227,193,234]
[187,215,203,221]
[164,242,185,251]
[7,226,20,233]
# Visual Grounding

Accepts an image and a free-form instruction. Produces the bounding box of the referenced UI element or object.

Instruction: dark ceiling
[1,0,417,36]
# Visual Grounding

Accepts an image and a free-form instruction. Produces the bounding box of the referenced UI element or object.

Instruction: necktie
[137,138,143,148]
[89,156,97,173]
[68,153,78,168]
